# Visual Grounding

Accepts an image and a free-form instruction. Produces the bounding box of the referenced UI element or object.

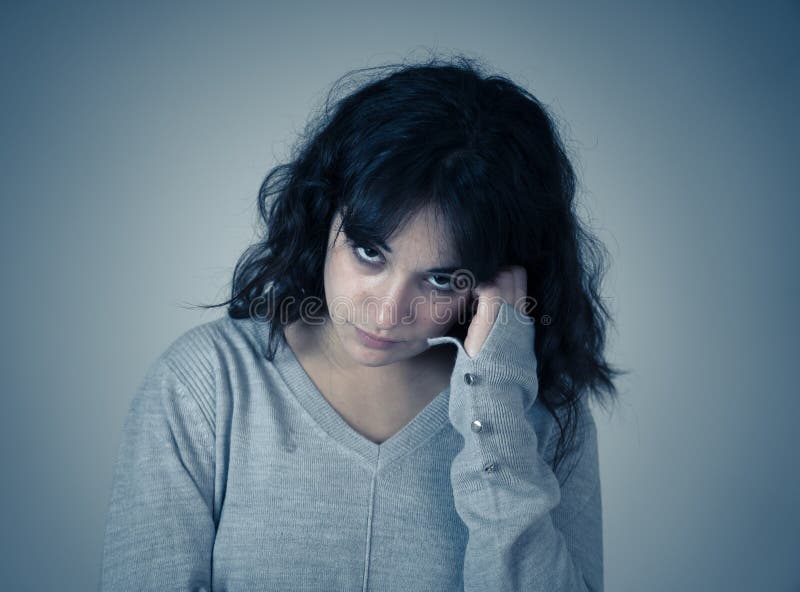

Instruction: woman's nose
[373,279,414,329]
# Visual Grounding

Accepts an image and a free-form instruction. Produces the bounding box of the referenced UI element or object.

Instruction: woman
[100,55,623,591]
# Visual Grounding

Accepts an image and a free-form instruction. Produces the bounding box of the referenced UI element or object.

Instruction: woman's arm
[428,300,603,591]
[99,355,216,592]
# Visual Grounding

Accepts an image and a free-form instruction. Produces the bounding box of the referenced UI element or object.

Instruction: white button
[470,420,483,433]
[483,462,497,473]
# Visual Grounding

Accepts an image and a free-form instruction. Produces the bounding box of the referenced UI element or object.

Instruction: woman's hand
[463,265,529,358]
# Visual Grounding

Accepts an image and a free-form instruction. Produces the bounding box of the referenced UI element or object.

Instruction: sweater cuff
[427,301,539,414]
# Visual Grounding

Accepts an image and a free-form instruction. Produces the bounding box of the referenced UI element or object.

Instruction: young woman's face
[321,207,470,367]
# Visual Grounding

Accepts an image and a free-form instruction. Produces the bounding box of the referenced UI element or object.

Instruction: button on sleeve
[434,302,602,591]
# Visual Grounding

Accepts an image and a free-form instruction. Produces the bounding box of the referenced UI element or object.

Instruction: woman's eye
[428,274,454,292]
[352,243,383,265]
[350,241,452,293]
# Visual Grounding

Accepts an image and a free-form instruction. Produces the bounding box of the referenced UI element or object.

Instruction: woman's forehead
[386,209,458,267]
[333,206,459,269]
[387,219,459,273]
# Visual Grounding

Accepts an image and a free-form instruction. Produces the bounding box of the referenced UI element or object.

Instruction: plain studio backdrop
[1,1,797,591]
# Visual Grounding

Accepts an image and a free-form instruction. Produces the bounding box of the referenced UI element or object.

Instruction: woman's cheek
[427,297,460,327]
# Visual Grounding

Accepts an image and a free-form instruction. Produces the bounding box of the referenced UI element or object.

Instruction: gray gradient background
[2,2,798,591]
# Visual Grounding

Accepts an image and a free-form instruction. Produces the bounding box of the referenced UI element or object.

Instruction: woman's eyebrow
[378,244,460,274]
[423,265,461,274]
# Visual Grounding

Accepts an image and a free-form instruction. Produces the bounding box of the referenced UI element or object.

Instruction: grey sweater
[99,301,603,591]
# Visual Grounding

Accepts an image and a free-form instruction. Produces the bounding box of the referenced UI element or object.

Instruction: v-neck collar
[265,324,452,467]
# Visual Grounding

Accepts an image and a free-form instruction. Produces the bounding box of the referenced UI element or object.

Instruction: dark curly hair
[196,53,627,482]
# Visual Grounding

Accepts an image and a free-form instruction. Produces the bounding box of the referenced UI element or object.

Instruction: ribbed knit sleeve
[98,350,216,592]
[427,301,603,592]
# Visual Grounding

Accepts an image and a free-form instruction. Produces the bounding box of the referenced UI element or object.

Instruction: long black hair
[196,54,627,481]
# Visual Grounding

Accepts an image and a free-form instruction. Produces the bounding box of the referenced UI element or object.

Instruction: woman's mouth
[354,327,404,349]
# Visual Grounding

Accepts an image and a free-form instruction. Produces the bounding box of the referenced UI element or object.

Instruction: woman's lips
[354,326,404,349]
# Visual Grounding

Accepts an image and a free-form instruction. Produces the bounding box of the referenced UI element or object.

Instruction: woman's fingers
[464,265,527,357]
